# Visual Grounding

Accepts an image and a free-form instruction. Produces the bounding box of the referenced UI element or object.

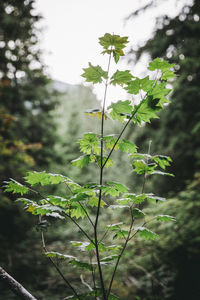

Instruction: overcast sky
[34,0,190,103]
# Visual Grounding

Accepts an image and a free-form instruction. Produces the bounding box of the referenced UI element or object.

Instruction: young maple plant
[5,33,176,300]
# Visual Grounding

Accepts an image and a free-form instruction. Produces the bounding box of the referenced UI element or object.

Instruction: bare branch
[0,266,37,300]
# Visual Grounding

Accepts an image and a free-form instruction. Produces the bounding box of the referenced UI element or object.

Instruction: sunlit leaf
[156,215,176,222]
[4,179,29,195]
[118,139,137,154]
[152,155,172,169]
[148,58,175,72]
[132,160,157,175]
[78,132,100,155]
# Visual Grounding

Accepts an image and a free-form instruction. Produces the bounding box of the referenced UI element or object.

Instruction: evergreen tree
[128,0,200,195]
[0,1,59,297]
[122,2,200,299]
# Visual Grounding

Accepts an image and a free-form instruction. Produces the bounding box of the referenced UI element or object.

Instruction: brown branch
[0,266,37,300]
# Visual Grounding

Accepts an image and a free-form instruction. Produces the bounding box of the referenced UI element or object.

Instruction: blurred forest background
[0,0,199,299]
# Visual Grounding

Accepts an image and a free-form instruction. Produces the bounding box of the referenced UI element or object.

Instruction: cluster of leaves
[4,32,176,300]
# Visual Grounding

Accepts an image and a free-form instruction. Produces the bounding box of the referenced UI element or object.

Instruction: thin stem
[98,229,109,244]
[39,216,80,300]
[64,214,94,244]
[141,140,152,194]
[94,49,112,300]
[107,208,134,297]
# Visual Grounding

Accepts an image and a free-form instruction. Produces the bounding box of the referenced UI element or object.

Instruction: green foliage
[110,70,133,86]
[4,179,29,195]
[135,227,159,240]
[4,31,176,300]
[125,76,154,94]
[108,100,133,122]
[99,33,129,63]
[81,63,108,84]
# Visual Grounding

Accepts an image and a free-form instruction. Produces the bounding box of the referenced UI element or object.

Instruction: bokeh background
[0,0,200,299]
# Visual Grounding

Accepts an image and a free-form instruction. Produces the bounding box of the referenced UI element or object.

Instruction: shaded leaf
[156,215,176,222]
[45,251,76,260]
[108,100,133,122]
[81,62,108,84]
[125,76,154,94]
[72,155,90,168]
[110,70,133,86]
[132,208,146,218]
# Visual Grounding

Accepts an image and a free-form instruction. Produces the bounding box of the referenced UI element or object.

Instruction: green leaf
[101,255,118,262]
[113,230,129,240]
[70,259,93,271]
[135,227,159,240]
[134,96,160,124]
[88,196,106,207]
[103,135,118,150]
[144,193,166,202]
[132,208,146,218]
[152,155,172,169]
[68,203,88,219]
[106,222,124,231]
[110,70,133,86]
[109,205,129,210]
[125,76,154,94]
[150,170,174,177]
[99,33,129,51]
[156,215,176,222]
[102,181,128,196]
[71,241,95,251]
[149,82,171,100]
[48,195,69,207]
[81,62,108,84]
[45,251,76,260]
[4,179,29,195]
[161,70,176,80]
[118,139,137,154]
[130,153,151,160]
[148,58,175,72]
[24,171,63,186]
[93,155,113,168]
[71,155,90,168]
[108,100,133,122]
[132,160,157,175]
[117,193,165,205]
[78,132,100,155]
[99,33,129,62]
[28,204,64,217]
